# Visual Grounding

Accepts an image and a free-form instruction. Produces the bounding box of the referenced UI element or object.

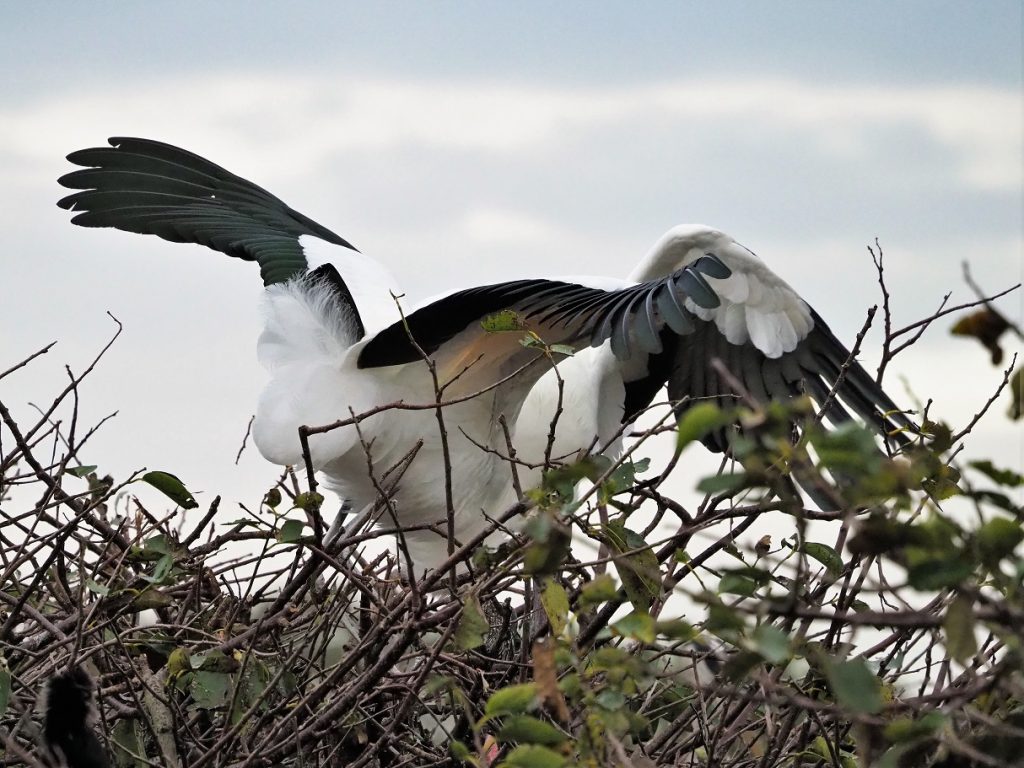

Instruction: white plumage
[58,139,914,574]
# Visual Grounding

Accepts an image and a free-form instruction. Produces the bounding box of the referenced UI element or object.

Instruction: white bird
[58,138,912,572]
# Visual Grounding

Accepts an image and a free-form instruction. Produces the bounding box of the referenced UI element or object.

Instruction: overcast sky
[1,2,1020,524]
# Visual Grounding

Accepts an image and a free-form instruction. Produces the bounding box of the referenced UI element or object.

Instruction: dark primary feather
[665,308,915,451]
[57,137,356,286]
[357,256,729,370]
[43,668,109,768]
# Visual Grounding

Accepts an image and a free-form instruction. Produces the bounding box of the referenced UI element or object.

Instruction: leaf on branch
[1009,366,1022,420]
[976,515,1024,565]
[824,657,883,715]
[67,464,98,478]
[906,558,974,590]
[454,595,490,651]
[612,609,657,644]
[750,625,791,665]
[496,715,568,746]
[276,518,305,544]
[142,470,198,509]
[540,579,570,637]
[968,459,1024,488]
[523,513,572,575]
[533,639,571,723]
[943,594,977,663]
[802,541,844,580]
[696,471,750,495]
[676,402,733,452]
[597,519,661,611]
[499,744,567,768]
[578,572,618,609]
[292,491,323,513]
[191,671,231,709]
[950,307,1010,364]
[485,683,539,717]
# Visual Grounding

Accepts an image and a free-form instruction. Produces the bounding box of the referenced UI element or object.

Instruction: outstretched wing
[635,236,915,448]
[358,256,729,401]
[57,137,355,286]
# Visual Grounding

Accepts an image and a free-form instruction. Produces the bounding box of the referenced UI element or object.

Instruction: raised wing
[358,256,730,392]
[57,137,355,286]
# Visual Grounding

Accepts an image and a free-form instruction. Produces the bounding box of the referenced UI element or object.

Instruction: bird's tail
[42,667,109,768]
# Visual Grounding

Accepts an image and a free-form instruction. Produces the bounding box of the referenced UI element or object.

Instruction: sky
[1,2,1021,539]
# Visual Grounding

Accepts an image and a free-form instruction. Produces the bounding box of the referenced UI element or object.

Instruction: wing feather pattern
[57,137,356,286]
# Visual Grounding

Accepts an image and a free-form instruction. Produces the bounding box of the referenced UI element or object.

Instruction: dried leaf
[533,639,570,723]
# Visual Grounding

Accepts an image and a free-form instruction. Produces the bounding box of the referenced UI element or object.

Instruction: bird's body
[57,138,914,572]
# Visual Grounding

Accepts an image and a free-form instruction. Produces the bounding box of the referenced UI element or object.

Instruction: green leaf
[129,588,173,610]
[499,744,566,768]
[578,573,618,609]
[497,715,568,746]
[718,567,770,596]
[705,603,745,637]
[190,671,231,709]
[141,470,198,509]
[1009,365,1022,420]
[751,625,791,665]
[67,464,98,478]
[454,595,490,651]
[601,457,650,501]
[824,658,883,714]
[595,689,625,710]
[263,488,282,508]
[293,492,323,512]
[523,515,572,575]
[485,683,539,716]
[449,739,472,760]
[969,460,1023,488]
[110,717,148,767]
[722,650,762,682]
[943,595,977,663]
[612,609,657,644]
[810,423,883,473]
[541,456,611,501]
[548,344,575,357]
[696,472,749,495]
[803,541,844,580]
[906,558,974,590]
[676,402,732,451]
[0,666,10,718]
[540,579,570,637]
[139,553,174,585]
[85,578,111,596]
[276,518,305,544]
[655,618,696,641]
[883,712,947,743]
[598,519,661,611]
[481,309,526,333]
[976,516,1024,564]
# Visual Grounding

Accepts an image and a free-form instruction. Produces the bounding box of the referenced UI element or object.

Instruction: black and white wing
[57,136,355,286]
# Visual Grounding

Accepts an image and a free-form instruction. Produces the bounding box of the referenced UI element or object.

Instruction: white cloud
[0,73,1018,192]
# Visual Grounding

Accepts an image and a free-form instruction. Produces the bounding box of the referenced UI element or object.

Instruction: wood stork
[58,138,913,572]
